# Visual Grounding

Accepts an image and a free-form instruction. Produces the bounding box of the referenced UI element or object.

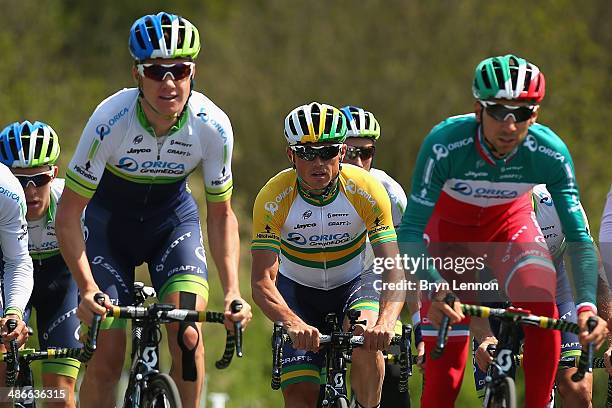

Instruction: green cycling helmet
[473,54,546,103]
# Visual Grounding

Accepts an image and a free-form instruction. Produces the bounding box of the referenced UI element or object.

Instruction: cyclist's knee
[352,347,382,368]
[87,330,125,378]
[282,382,319,407]
[557,371,592,405]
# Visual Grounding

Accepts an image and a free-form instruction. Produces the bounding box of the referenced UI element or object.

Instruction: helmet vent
[298,111,309,134]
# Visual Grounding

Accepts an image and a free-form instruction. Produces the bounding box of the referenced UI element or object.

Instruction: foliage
[6,1,612,406]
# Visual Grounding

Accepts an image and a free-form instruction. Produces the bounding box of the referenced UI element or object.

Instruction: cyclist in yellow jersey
[251,102,405,408]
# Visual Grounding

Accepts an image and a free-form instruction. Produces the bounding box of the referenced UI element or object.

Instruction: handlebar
[270,321,412,392]
[105,299,244,369]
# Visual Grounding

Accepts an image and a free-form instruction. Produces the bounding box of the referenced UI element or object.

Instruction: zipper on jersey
[320,204,327,287]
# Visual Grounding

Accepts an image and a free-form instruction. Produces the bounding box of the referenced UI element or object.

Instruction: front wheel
[334,397,349,408]
[484,376,516,408]
[142,373,182,408]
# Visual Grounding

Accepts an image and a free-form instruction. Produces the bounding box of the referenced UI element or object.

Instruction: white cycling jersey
[533,184,590,260]
[599,184,612,285]
[27,178,84,261]
[66,88,234,212]
[0,163,33,317]
[369,168,407,227]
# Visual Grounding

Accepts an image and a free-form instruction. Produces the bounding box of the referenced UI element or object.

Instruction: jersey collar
[297,177,340,206]
[136,101,189,137]
[475,125,520,166]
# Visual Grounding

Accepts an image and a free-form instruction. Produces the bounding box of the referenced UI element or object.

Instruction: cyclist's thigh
[344,268,380,322]
[32,260,82,379]
[276,273,349,389]
[85,329,126,376]
[491,212,557,302]
[33,260,81,349]
[85,203,135,310]
[557,301,581,360]
[149,213,209,302]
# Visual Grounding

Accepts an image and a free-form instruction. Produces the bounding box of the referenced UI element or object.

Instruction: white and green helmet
[129,12,201,62]
[472,54,546,103]
[284,102,347,146]
[0,121,60,168]
[340,106,380,140]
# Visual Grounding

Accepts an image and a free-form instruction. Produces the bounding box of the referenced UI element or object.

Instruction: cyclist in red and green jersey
[397,54,607,407]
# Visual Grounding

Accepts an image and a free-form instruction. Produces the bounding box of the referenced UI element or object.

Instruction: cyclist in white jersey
[0,163,33,348]
[0,121,82,407]
[597,186,612,375]
[340,106,423,407]
[55,12,251,408]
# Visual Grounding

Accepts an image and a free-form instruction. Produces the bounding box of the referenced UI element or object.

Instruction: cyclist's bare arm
[56,188,108,320]
[469,316,498,372]
[371,241,406,330]
[206,199,251,327]
[251,249,319,351]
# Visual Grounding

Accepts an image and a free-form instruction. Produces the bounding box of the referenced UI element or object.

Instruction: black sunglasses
[14,172,54,188]
[136,63,194,81]
[345,146,375,161]
[291,144,341,161]
[480,101,536,123]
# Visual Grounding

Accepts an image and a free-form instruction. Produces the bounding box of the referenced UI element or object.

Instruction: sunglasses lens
[294,148,316,161]
[293,145,340,161]
[485,104,534,122]
[142,64,192,81]
[16,173,52,188]
[318,146,340,160]
[346,146,374,160]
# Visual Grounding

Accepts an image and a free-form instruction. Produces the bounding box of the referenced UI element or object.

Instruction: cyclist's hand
[77,289,111,324]
[416,341,426,373]
[223,296,253,332]
[0,316,29,347]
[285,320,320,352]
[362,323,395,352]
[474,337,498,372]
[427,290,464,328]
[577,311,608,348]
[604,346,612,375]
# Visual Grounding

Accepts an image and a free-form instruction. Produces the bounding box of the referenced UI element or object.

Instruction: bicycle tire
[141,373,182,408]
[333,397,349,408]
[485,376,516,408]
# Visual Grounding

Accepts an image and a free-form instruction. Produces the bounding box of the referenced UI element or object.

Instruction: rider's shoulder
[187,91,232,133]
[526,123,565,146]
[369,168,407,196]
[256,168,298,199]
[425,113,477,144]
[340,164,389,199]
[92,88,138,116]
[0,164,25,207]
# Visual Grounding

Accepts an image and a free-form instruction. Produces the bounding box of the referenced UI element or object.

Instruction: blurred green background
[6,0,612,406]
